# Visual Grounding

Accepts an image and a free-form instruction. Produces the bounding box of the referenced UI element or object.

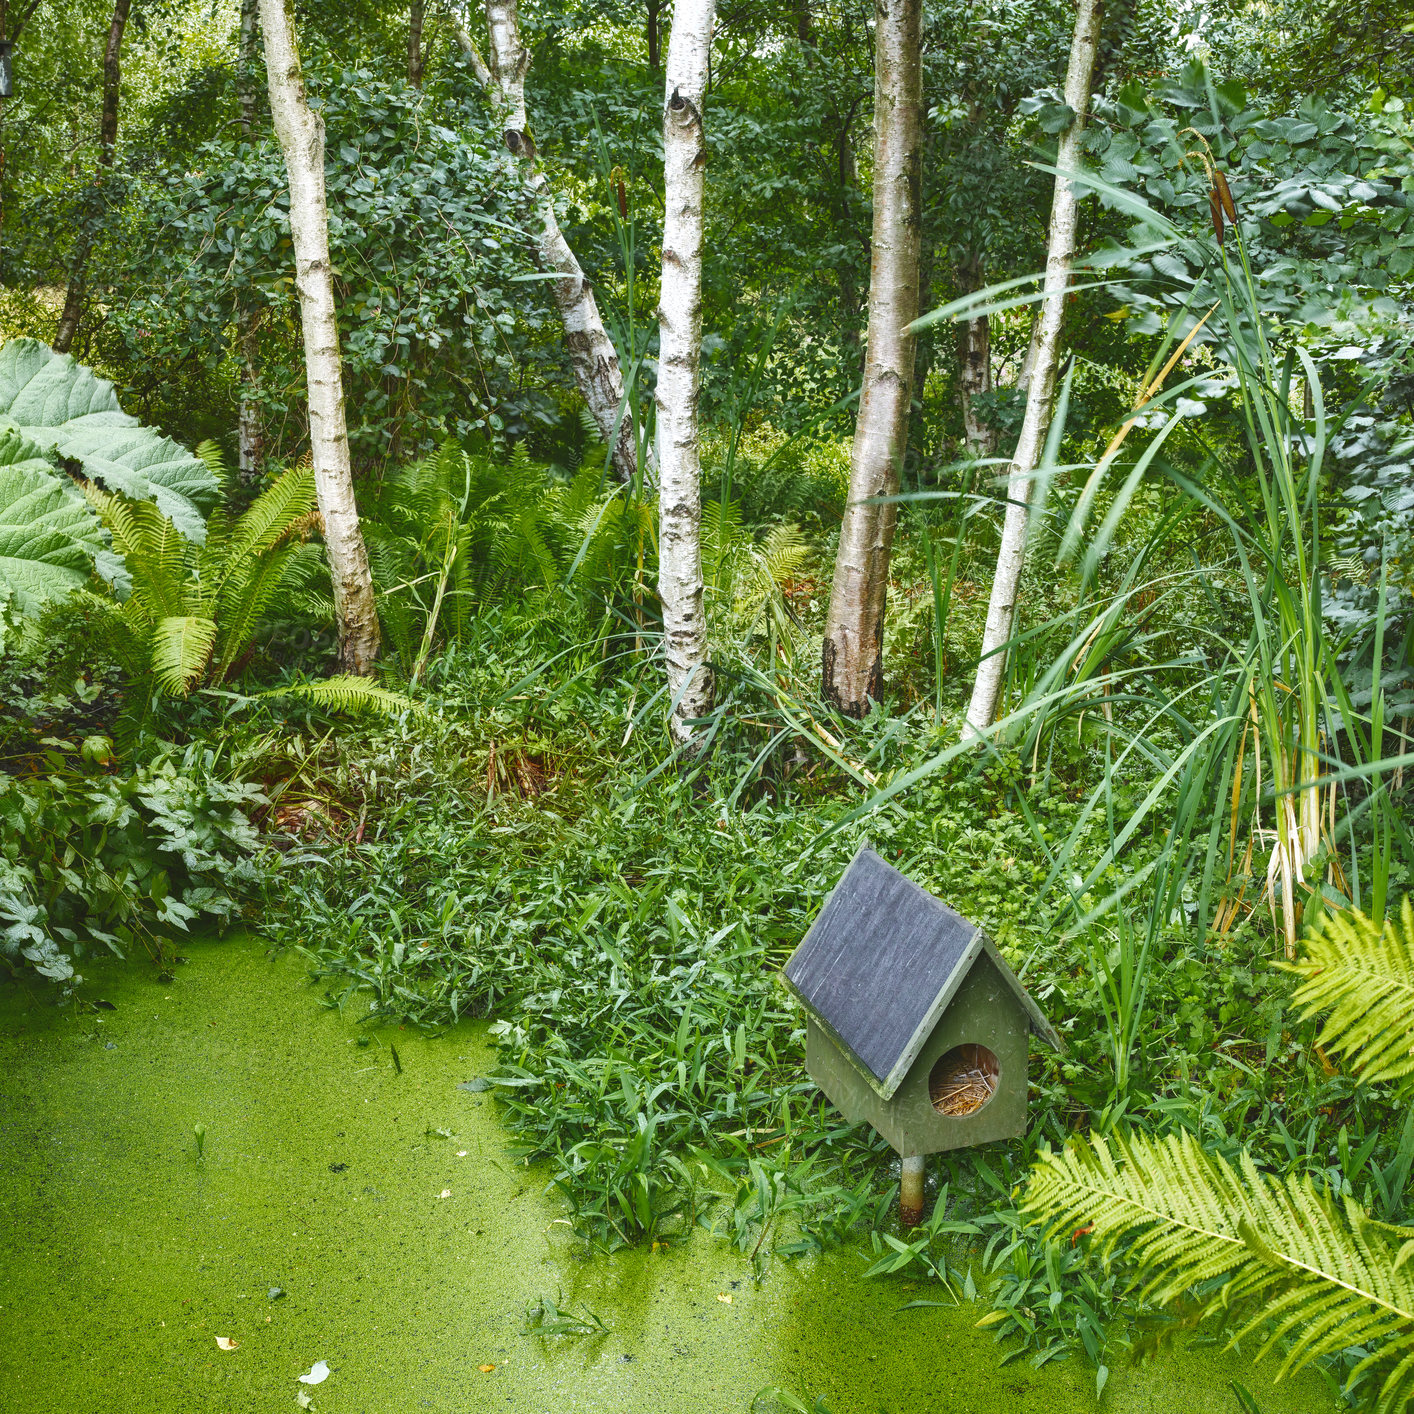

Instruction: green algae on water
[0,939,1335,1413]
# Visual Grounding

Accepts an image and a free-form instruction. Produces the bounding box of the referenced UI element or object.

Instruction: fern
[151,614,218,696]
[1279,899,1414,1089]
[217,465,317,571]
[1025,1129,1414,1412]
[88,465,324,701]
[264,675,422,716]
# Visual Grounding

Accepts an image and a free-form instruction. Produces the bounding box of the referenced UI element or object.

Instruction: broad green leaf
[0,426,103,615]
[0,340,216,542]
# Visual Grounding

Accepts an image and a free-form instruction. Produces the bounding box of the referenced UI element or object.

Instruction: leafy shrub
[110,68,553,467]
[0,743,267,983]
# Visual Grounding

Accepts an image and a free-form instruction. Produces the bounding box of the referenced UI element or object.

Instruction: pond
[0,938,1330,1413]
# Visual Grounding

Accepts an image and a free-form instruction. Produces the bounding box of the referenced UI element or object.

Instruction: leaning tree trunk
[258,0,380,674]
[657,0,716,743]
[961,0,1102,738]
[956,252,996,459]
[455,5,647,485]
[235,0,264,485]
[53,0,130,354]
[820,0,922,716]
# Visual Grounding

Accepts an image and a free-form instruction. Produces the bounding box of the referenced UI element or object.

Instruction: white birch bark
[236,0,263,486]
[456,7,648,485]
[961,0,1102,738]
[657,0,716,742]
[258,0,381,673]
[820,0,922,716]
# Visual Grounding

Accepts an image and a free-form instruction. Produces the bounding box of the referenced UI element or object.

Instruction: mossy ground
[0,938,1332,1413]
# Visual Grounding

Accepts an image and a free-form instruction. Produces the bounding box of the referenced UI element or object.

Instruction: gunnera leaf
[0,425,105,615]
[0,339,217,542]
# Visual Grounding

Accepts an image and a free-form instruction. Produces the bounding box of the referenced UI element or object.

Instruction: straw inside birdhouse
[928,1043,999,1116]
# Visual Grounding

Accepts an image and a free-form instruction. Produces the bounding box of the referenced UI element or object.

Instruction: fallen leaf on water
[296,1392,313,1410]
[478,1364,496,1373]
[716,1294,732,1305]
[216,1337,240,1350]
[439,1189,452,1198]
[297,1360,330,1385]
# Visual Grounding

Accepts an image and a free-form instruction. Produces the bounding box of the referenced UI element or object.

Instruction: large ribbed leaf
[0,426,104,615]
[0,339,216,542]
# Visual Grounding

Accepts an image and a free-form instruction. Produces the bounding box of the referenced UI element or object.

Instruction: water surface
[0,939,1331,1413]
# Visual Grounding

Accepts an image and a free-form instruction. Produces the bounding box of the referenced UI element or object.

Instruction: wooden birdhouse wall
[805,951,1031,1157]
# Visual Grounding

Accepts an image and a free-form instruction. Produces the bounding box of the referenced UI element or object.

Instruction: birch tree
[53,0,130,354]
[657,0,716,742]
[962,0,1102,737]
[820,0,922,716]
[455,4,647,484]
[258,0,381,674]
[235,0,263,485]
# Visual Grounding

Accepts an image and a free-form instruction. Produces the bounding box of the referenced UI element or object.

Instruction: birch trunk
[961,0,1102,738]
[235,0,263,485]
[820,0,922,716]
[956,253,995,459]
[53,0,130,354]
[456,6,647,485]
[258,0,380,674]
[657,0,716,743]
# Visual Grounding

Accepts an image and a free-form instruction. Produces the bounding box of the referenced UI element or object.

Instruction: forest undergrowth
[224,600,1404,1384]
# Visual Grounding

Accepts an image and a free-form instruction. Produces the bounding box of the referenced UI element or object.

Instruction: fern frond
[1025,1130,1414,1412]
[1279,899,1414,1088]
[759,523,809,587]
[194,439,230,492]
[150,614,218,696]
[219,465,317,570]
[86,484,193,621]
[262,675,424,716]
[212,544,299,681]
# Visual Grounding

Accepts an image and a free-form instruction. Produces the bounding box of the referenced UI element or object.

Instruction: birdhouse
[782,846,1061,1221]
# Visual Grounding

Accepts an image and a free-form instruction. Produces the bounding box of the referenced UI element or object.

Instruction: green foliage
[84,457,318,698]
[1025,1128,1414,1413]
[0,427,105,627]
[0,742,266,984]
[1280,899,1414,1089]
[0,339,217,541]
[110,69,553,465]
[363,440,655,670]
[270,675,422,717]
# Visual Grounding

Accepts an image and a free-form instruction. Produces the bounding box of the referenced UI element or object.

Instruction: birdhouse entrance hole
[928,1044,999,1116]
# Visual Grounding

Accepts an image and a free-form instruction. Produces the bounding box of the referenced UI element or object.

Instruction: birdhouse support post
[899,1153,925,1227]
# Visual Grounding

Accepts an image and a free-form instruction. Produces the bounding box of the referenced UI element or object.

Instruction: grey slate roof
[782,845,1062,1100]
